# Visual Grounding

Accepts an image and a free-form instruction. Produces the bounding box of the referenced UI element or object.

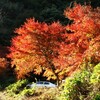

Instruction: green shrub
[60,70,90,100]
[94,93,100,100]
[90,63,100,84]
[89,63,100,99]
[19,87,35,96]
[6,79,29,96]
[6,79,36,98]
[60,63,100,100]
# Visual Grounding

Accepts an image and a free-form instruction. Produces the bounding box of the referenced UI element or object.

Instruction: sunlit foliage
[54,4,100,76]
[8,4,100,84]
[8,18,67,82]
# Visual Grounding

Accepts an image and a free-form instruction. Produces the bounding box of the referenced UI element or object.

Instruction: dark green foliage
[1,0,100,46]
[0,0,24,46]
[40,5,67,24]
[94,94,100,100]
[0,75,16,90]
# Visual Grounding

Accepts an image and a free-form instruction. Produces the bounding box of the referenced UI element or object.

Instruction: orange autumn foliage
[48,4,100,77]
[53,4,100,75]
[8,4,100,81]
[8,19,66,80]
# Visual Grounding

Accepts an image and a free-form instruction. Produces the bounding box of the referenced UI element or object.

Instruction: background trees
[0,0,67,46]
[0,0,100,46]
[0,45,8,73]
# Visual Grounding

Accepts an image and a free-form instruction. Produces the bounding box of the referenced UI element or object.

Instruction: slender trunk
[43,52,60,86]
[56,75,60,86]
[48,60,60,86]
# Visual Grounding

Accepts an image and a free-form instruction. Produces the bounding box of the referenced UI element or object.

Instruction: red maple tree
[53,4,100,76]
[8,18,67,84]
[8,4,100,84]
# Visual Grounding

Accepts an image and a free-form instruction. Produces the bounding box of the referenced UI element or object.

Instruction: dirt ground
[0,88,60,100]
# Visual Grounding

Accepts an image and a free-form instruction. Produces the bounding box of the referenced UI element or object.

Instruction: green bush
[90,63,100,84]
[19,87,35,96]
[60,63,100,100]
[94,93,100,100]
[6,79,36,98]
[89,63,100,100]
[60,70,90,100]
[6,79,29,96]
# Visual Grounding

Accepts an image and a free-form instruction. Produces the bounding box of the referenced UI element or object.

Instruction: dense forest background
[0,0,100,46]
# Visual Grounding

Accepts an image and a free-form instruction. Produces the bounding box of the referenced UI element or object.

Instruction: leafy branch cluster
[7,4,100,84]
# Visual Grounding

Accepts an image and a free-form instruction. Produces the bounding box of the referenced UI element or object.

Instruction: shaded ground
[0,88,60,100]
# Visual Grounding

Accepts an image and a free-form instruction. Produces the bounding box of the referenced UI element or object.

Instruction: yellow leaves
[43,68,56,80]
[34,65,42,75]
